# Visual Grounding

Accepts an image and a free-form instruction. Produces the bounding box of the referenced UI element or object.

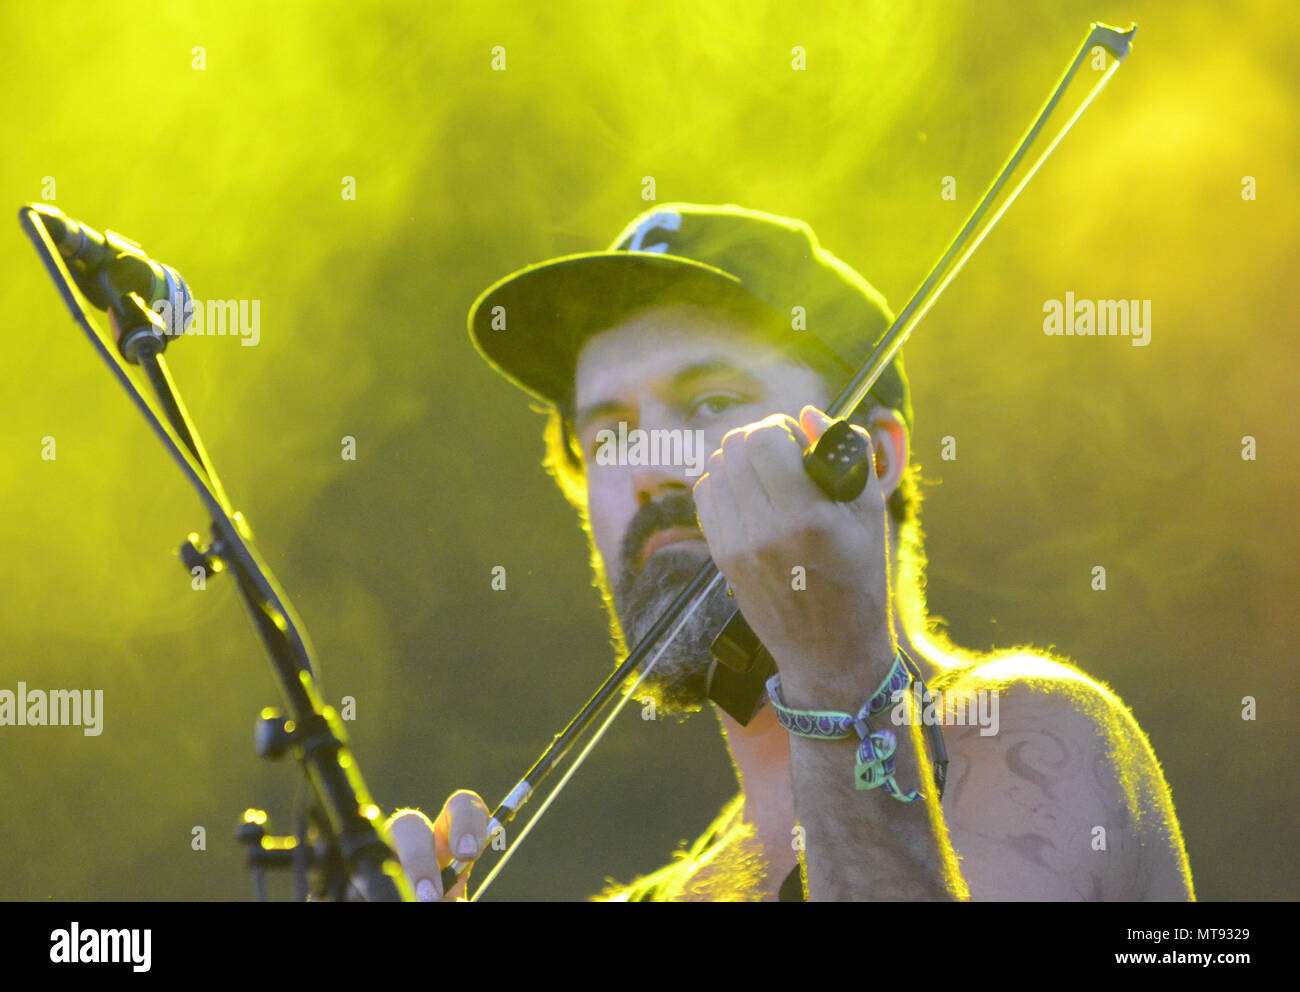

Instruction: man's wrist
[773,638,899,712]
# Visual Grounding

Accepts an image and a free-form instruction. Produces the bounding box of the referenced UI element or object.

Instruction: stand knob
[180,532,225,575]
[255,708,294,759]
[236,808,269,846]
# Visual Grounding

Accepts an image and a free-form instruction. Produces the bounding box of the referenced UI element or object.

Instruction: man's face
[572,301,828,717]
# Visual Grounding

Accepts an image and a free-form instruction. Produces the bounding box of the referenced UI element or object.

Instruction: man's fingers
[384,791,490,903]
[798,405,833,446]
[386,808,444,902]
[435,789,490,867]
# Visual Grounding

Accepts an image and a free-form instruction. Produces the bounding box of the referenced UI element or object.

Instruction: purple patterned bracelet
[765,651,923,802]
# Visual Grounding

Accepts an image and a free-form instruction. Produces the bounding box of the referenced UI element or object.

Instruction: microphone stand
[18,206,410,903]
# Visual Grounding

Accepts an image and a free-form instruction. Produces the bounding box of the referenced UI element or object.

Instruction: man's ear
[867,408,908,499]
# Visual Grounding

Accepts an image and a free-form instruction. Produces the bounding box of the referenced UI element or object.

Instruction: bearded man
[387,203,1194,903]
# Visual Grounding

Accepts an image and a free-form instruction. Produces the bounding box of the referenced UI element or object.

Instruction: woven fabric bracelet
[766,651,922,802]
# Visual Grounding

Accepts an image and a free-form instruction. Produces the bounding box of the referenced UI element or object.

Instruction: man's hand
[692,404,895,706]
[386,790,491,902]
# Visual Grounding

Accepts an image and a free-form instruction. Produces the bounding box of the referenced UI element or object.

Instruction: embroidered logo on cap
[623,209,682,253]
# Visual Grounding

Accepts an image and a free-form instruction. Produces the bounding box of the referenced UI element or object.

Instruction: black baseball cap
[467,203,912,428]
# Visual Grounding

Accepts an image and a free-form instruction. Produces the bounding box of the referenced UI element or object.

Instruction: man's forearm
[781,655,968,901]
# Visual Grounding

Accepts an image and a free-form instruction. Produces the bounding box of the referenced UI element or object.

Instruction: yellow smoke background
[0,0,1295,899]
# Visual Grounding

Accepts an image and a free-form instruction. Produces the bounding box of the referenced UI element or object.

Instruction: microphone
[30,204,193,340]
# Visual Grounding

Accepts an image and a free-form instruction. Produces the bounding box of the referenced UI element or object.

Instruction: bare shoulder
[932,651,1195,901]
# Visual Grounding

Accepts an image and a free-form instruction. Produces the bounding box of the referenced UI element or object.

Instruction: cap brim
[468,251,777,407]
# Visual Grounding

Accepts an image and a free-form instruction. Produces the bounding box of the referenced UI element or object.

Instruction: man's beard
[609,493,737,719]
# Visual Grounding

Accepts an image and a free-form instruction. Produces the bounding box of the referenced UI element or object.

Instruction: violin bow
[453,20,1138,900]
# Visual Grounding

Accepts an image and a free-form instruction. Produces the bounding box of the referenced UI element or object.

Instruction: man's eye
[688,394,744,419]
[583,425,621,462]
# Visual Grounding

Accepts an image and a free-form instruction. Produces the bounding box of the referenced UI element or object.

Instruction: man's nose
[631,463,692,507]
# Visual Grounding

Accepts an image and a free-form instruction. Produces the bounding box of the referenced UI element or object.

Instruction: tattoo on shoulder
[939,689,1153,900]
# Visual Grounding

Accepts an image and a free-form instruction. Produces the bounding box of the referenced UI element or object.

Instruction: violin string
[470,59,1121,903]
[470,572,729,900]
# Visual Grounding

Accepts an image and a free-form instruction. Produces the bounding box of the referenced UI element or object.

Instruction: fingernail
[416,878,437,902]
[456,833,479,858]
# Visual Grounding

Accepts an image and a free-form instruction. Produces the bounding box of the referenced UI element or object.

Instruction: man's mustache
[618,493,703,577]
